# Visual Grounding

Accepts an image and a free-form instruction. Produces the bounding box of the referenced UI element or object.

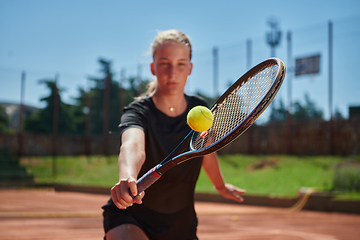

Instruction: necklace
[169,107,174,112]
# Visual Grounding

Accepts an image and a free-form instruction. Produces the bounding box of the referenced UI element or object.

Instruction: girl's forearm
[201,153,225,189]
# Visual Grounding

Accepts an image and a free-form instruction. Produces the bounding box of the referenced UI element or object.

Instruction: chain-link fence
[1,16,359,156]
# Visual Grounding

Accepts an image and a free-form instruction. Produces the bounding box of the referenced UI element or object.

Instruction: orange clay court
[0,189,359,240]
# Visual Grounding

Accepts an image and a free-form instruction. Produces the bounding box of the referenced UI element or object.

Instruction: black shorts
[102,198,198,240]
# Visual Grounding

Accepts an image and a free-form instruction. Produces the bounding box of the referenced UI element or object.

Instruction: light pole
[266,18,282,57]
[266,18,282,123]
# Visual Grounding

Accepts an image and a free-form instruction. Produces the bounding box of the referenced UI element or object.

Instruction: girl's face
[151,40,193,95]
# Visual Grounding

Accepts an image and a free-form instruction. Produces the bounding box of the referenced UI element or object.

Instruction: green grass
[20,154,360,200]
[20,155,119,187]
[196,155,341,196]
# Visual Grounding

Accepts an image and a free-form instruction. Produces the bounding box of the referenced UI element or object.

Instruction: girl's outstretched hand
[214,183,246,203]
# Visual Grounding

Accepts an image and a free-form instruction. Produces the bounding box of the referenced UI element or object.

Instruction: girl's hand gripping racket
[131,58,286,197]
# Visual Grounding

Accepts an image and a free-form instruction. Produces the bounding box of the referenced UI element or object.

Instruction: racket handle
[129,166,161,198]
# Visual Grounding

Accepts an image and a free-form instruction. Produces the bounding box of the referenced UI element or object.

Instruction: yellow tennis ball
[187,106,213,132]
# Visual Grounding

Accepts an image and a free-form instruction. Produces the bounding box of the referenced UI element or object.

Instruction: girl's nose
[168,66,175,76]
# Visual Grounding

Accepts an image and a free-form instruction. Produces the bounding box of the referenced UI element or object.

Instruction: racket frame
[158,58,285,172]
[133,58,286,196]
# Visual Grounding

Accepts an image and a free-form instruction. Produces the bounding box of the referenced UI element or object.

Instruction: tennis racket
[131,57,286,197]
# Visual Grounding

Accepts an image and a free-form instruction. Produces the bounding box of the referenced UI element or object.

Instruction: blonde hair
[137,29,192,98]
[152,29,192,60]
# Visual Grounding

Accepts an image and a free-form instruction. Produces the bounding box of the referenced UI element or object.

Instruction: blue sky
[1,0,359,122]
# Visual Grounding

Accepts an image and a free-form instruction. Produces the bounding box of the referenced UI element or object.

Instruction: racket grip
[129,166,161,198]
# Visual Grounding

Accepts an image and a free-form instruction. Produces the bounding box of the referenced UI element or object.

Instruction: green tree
[292,93,323,121]
[24,80,76,134]
[87,58,124,134]
[195,91,215,108]
[268,98,287,122]
[83,58,151,135]
[126,76,140,103]
[0,106,9,133]
[333,107,344,120]
[70,86,88,134]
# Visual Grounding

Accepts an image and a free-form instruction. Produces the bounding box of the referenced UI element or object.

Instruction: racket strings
[191,64,279,150]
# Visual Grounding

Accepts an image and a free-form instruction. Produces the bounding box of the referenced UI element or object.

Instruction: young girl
[102,29,246,240]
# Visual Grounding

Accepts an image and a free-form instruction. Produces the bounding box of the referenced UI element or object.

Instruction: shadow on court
[0,189,359,240]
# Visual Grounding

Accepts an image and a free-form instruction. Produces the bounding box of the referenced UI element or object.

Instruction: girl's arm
[202,152,246,202]
[111,128,146,209]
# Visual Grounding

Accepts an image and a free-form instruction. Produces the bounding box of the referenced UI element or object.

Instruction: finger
[113,190,133,208]
[233,188,246,195]
[114,201,127,209]
[230,187,245,202]
[231,190,245,202]
[118,180,136,203]
[234,192,245,202]
[118,198,133,208]
[234,195,244,202]
[128,180,138,198]
[224,184,246,195]
[224,191,244,203]
[111,187,127,209]
[134,191,145,204]
[112,183,135,208]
